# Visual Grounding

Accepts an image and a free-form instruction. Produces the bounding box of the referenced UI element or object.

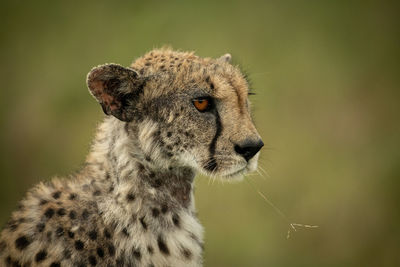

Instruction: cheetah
[0,48,263,266]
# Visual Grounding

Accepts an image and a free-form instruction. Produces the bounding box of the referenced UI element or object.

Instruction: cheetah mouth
[223,167,247,178]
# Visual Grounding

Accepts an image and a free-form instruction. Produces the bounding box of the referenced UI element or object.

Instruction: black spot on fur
[68,231,74,238]
[39,199,48,205]
[107,243,116,256]
[55,227,64,237]
[159,139,165,147]
[46,231,52,241]
[88,230,97,240]
[44,208,54,219]
[172,214,180,228]
[82,209,89,219]
[167,132,172,137]
[147,245,154,254]
[182,248,192,259]
[139,217,147,230]
[122,228,129,237]
[69,193,77,200]
[75,240,84,250]
[52,191,61,199]
[104,229,112,239]
[37,223,45,232]
[57,208,66,216]
[161,204,168,214]
[133,249,141,260]
[35,250,47,262]
[137,163,145,172]
[152,208,160,218]
[15,236,30,250]
[126,193,135,201]
[93,190,101,196]
[97,247,104,258]
[88,255,97,266]
[69,210,76,220]
[50,262,61,267]
[151,179,162,188]
[157,235,170,255]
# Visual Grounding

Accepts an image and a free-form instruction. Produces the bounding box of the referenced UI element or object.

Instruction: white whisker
[245,176,318,239]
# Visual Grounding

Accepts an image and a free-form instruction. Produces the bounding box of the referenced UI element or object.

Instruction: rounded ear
[87,64,143,122]
[217,53,232,63]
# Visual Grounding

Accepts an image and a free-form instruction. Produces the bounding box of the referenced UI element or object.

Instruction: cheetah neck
[85,117,197,212]
[78,118,204,266]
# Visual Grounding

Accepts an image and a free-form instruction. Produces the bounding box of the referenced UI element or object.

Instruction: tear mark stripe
[205,109,222,171]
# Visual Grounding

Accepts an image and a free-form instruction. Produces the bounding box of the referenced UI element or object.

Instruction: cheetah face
[164,96,262,181]
[87,49,263,181]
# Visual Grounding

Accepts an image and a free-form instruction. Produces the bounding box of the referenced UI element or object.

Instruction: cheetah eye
[192,97,213,112]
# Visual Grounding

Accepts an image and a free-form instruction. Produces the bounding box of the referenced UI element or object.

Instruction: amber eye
[192,97,212,112]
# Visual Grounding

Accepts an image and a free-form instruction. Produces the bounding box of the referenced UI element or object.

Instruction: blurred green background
[1,0,399,266]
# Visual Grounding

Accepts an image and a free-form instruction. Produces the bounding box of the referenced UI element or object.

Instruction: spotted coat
[0,48,263,266]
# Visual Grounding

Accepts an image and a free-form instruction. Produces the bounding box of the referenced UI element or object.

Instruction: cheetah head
[87,49,263,181]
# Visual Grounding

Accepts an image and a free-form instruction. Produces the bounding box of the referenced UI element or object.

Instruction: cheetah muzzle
[0,48,263,267]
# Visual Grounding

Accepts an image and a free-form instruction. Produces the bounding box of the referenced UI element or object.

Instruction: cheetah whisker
[258,166,270,179]
[244,176,318,239]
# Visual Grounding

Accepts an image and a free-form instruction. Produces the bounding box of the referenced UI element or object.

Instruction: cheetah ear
[87,63,143,122]
[217,53,232,63]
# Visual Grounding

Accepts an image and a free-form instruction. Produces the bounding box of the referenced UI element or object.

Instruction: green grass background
[1,1,399,266]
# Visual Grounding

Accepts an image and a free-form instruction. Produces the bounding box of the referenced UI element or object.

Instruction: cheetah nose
[234,139,264,161]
